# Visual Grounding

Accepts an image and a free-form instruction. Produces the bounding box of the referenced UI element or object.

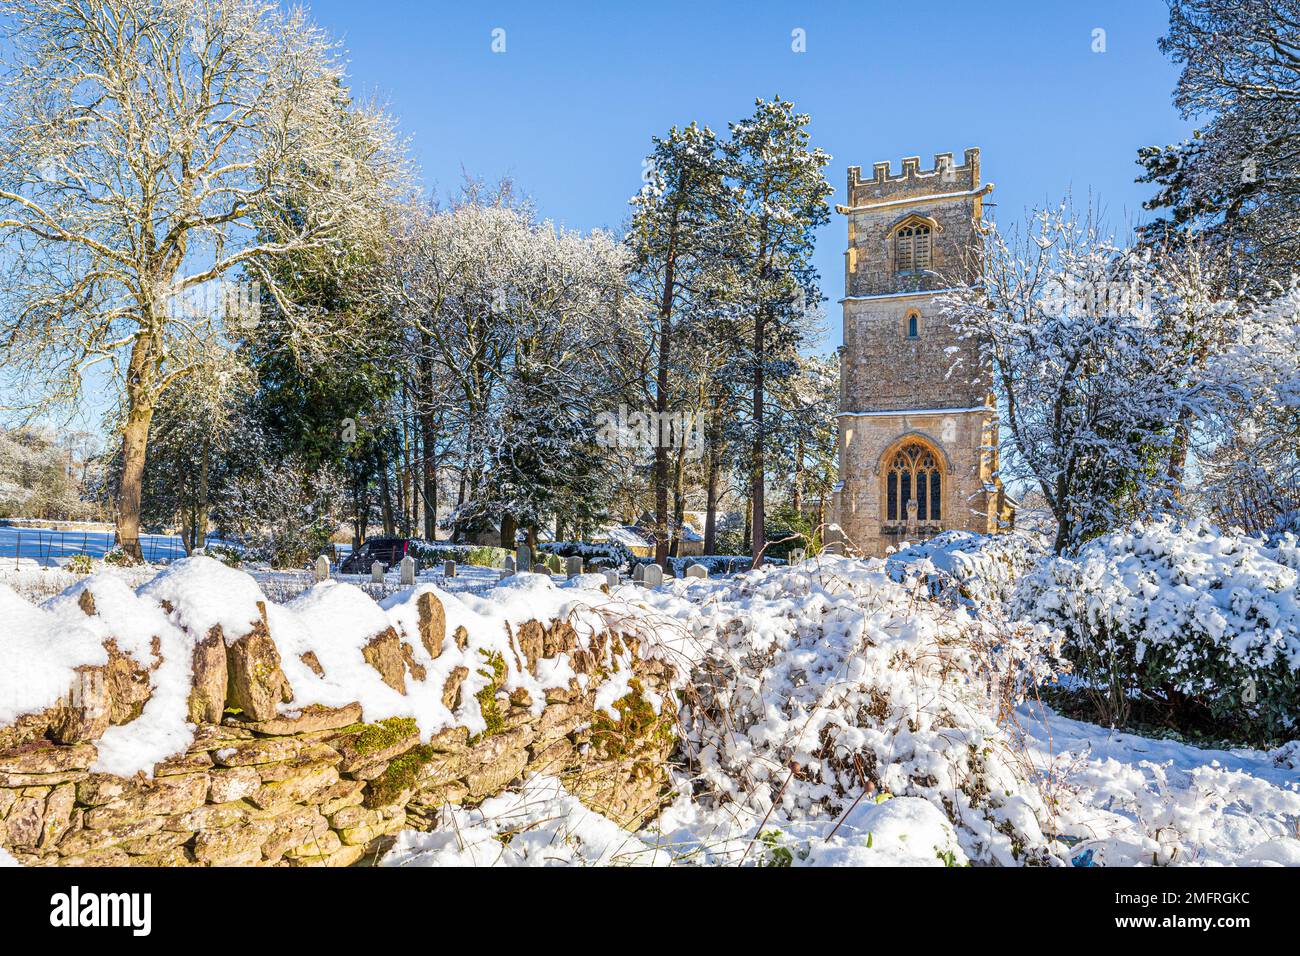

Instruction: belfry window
[895,223,931,272]
[907,313,919,338]
[885,442,942,523]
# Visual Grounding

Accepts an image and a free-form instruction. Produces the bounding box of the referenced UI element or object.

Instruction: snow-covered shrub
[663,554,767,577]
[220,458,343,568]
[192,543,243,567]
[1014,519,1300,743]
[102,546,140,567]
[407,541,509,569]
[540,541,633,571]
[888,531,1047,609]
[643,556,1068,865]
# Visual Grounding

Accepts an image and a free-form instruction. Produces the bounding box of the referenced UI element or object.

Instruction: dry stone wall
[0,560,678,866]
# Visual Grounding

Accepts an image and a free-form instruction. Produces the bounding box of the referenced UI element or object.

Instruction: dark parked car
[340,537,415,574]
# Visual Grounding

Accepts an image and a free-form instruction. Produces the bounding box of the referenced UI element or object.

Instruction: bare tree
[0,0,407,556]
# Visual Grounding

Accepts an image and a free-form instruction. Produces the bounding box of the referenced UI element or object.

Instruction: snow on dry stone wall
[0,558,678,866]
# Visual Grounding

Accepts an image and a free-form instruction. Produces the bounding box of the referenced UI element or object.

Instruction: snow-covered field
[0,524,204,567]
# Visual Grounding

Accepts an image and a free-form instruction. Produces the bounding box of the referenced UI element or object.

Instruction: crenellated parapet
[844,147,982,210]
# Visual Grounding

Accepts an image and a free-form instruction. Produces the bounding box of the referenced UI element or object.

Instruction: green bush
[63,553,93,575]
[464,546,509,568]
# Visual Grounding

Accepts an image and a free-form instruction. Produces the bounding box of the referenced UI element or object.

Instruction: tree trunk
[192,446,210,553]
[793,434,805,514]
[750,308,767,567]
[742,494,752,555]
[653,186,684,567]
[671,445,686,557]
[500,513,517,550]
[115,339,159,561]
[703,444,720,556]
[420,394,437,540]
[379,449,395,536]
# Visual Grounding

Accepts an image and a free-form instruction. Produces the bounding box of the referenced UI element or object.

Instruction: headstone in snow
[565,556,583,578]
[642,563,663,589]
[515,545,531,572]
[314,555,330,582]
[399,555,416,586]
[371,561,384,583]
[532,563,549,575]
[685,563,708,579]
[604,569,620,588]
[790,548,806,565]
[444,560,456,578]
[632,563,645,583]
[503,555,516,575]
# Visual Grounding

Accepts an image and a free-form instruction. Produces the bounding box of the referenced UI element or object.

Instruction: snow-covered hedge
[888,531,1047,608]
[539,541,633,571]
[407,541,510,569]
[1014,519,1300,742]
[637,556,1068,865]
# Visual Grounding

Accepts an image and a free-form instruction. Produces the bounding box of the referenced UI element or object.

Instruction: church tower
[830,148,1013,556]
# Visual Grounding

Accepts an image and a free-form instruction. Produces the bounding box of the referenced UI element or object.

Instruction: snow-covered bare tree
[942,202,1244,552]
[0,0,408,556]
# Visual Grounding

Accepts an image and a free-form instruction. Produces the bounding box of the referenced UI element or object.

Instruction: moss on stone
[367,744,436,807]
[337,716,418,757]
[590,679,675,758]
[471,650,507,741]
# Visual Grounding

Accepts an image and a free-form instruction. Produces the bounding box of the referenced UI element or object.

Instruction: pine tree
[721,98,832,565]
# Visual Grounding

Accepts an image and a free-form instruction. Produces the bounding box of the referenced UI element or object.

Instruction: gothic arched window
[885,441,943,523]
[895,223,932,272]
[906,312,920,338]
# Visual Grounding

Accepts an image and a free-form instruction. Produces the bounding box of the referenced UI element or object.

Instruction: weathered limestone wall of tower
[832,148,1009,557]
[841,293,986,412]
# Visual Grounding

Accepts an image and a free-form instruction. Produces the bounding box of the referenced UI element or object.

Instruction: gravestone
[503,555,516,575]
[399,555,416,586]
[515,545,532,573]
[532,563,549,575]
[632,563,645,584]
[565,556,583,578]
[604,569,620,588]
[444,560,456,578]
[642,563,664,589]
[789,548,806,565]
[371,561,384,584]
[685,563,708,579]
[314,555,330,582]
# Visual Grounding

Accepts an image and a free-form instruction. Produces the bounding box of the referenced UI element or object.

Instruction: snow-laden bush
[220,459,343,568]
[407,541,510,569]
[643,556,1069,865]
[888,530,1047,608]
[1014,519,1300,743]
[540,541,633,571]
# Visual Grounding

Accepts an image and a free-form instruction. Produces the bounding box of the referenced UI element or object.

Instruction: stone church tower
[830,148,1013,556]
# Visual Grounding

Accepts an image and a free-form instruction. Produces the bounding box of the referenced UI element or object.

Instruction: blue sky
[304,0,1192,351]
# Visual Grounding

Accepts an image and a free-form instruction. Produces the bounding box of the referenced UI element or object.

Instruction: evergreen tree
[721,98,832,565]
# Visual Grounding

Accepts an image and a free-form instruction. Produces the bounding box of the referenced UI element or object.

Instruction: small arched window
[907,313,919,338]
[895,223,932,272]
